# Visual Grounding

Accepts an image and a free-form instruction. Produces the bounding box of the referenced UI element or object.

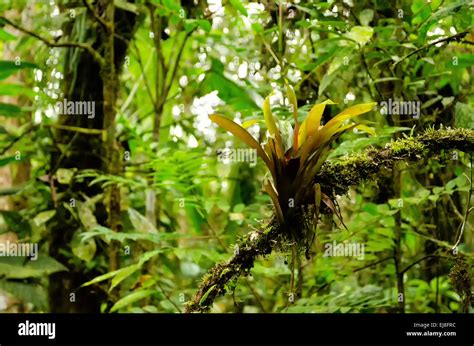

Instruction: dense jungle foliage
[0,0,472,314]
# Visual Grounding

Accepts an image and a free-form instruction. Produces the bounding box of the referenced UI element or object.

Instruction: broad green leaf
[411,0,432,25]
[184,19,211,32]
[421,96,443,110]
[251,22,263,33]
[449,54,474,69]
[0,84,35,98]
[77,202,98,231]
[318,72,336,96]
[0,211,31,235]
[33,210,56,227]
[359,9,374,26]
[345,26,373,46]
[0,103,22,117]
[455,102,474,129]
[327,47,355,75]
[110,289,156,312]
[196,19,211,32]
[229,0,248,16]
[0,28,15,41]
[0,279,48,310]
[114,0,140,14]
[56,168,75,184]
[419,1,467,41]
[430,0,443,10]
[200,59,258,111]
[169,13,182,25]
[128,208,158,234]
[138,249,165,266]
[0,186,23,196]
[0,155,18,167]
[0,256,67,279]
[355,124,376,136]
[82,225,177,244]
[162,0,182,11]
[183,19,197,32]
[0,60,37,81]
[71,230,96,262]
[81,269,121,288]
[109,264,140,291]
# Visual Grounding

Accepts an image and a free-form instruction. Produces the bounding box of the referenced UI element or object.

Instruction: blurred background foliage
[0,0,472,313]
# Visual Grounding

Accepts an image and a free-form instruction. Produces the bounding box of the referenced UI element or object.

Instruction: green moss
[390,137,425,155]
[448,256,472,312]
[420,127,474,152]
[422,126,472,140]
[220,268,231,278]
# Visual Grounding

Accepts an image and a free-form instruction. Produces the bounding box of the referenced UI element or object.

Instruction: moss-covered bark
[186,127,474,313]
[316,127,473,198]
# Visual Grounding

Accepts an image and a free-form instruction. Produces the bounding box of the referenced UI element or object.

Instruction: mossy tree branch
[185,127,474,313]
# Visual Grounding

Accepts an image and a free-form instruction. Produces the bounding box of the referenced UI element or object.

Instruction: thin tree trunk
[48,3,137,312]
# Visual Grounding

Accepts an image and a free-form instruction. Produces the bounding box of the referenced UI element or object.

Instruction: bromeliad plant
[210,86,376,247]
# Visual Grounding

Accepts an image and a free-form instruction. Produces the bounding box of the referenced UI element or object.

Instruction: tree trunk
[48,4,137,313]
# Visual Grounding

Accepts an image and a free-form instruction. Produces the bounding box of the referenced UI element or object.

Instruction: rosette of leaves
[210,86,376,248]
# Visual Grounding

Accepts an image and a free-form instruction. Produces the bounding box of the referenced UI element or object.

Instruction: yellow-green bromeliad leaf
[209,114,276,179]
[263,96,285,161]
[210,95,377,226]
[299,102,376,165]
